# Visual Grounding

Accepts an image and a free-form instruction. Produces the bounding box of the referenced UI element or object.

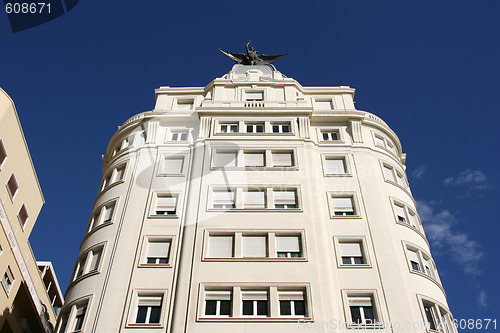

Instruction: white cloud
[411,164,425,179]
[443,169,488,189]
[477,290,487,307]
[416,200,483,276]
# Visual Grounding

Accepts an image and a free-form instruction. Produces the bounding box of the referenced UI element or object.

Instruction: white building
[58,64,455,333]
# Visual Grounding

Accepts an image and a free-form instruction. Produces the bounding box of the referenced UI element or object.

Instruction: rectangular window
[278,291,306,317]
[146,240,171,264]
[242,290,268,316]
[394,203,407,224]
[348,296,377,325]
[273,190,297,209]
[407,249,421,271]
[212,190,236,209]
[73,303,87,331]
[102,175,111,191]
[162,157,184,174]
[136,295,163,324]
[339,242,364,265]
[374,135,385,147]
[331,196,355,216]
[7,174,18,200]
[0,139,7,167]
[245,92,263,101]
[321,130,339,141]
[155,196,177,215]
[2,266,14,294]
[102,204,115,223]
[243,236,267,258]
[215,151,237,167]
[208,235,234,258]
[243,151,265,167]
[246,123,264,133]
[276,236,301,258]
[272,123,291,133]
[314,100,332,110]
[176,100,194,110]
[272,151,293,167]
[75,246,103,279]
[17,204,29,228]
[171,132,188,141]
[115,166,126,181]
[325,157,346,175]
[89,248,103,272]
[243,190,266,209]
[396,171,407,187]
[205,291,232,317]
[424,303,438,331]
[383,165,396,182]
[220,123,239,133]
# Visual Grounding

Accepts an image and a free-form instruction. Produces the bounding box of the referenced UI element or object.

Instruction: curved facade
[58,65,455,333]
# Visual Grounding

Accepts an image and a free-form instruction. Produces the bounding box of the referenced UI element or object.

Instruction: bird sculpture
[219,41,287,65]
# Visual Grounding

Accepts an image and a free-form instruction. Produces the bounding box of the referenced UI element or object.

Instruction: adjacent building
[0,88,64,332]
[58,64,456,333]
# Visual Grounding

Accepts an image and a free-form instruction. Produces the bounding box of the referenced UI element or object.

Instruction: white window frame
[2,266,14,295]
[372,132,398,155]
[391,198,422,231]
[175,98,194,110]
[212,148,297,170]
[271,122,292,134]
[314,99,333,110]
[57,297,91,333]
[329,193,360,218]
[243,151,266,167]
[158,155,186,176]
[219,123,239,133]
[244,91,264,101]
[335,237,371,267]
[127,290,167,328]
[342,290,383,328]
[245,122,265,133]
[198,283,312,321]
[101,164,127,191]
[87,200,117,233]
[72,244,105,281]
[381,162,407,189]
[278,290,307,317]
[418,296,456,333]
[204,290,232,317]
[241,290,269,317]
[150,193,180,218]
[140,236,174,267]
[322,155,351,176]
[404,242,439,283]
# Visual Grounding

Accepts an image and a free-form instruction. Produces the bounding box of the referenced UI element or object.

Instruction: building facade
[0,88,63,333]
[59,65,455,333]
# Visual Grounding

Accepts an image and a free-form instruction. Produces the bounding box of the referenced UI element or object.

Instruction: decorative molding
[146,121,158,144]
[298,117,310,139]
[199,117,212,139]
[350,120,363,143]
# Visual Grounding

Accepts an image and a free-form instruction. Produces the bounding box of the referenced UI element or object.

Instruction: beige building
[59,65,455,333]
[0,88,64,332]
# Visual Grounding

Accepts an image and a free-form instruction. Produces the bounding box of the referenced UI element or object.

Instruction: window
[214,151,237,167]
[339,242,365,265]
[331,196,356,216]
[2,266,14,294]
[101,165,126,191]
[171,131,188,141]
[176,99,194,110]
[242,290,268,317]
[245,91,263,101]
[348,296,378,325]
[272,151,293,167]
[246,123,264,133]
[74,245,104,280]
[212,190,236,209]
[271,123,291,133]
[243,236,267,258]
[161,157,184,174]
[17,204,29,228]
[205,291,232,317]
[208,235,234,258]
[243,151,265,167]
[383,164,407,188]
[421,300,454,333]
[154,195,178,216]
[135,295,163,324]
[89,202,116,231]
[206,231,304,260]
[325,157,347,175]
[243,190,266,209]
[220,123,238,133]
[7,174,18,200]
[405,245,437,280]
[115,166,125,181]
[279,290,306,317]
[314,100,332,110]
[0,139,7,167]
[374,133,397,155]
[72,303,87,331]
[146,240,171,265]
[273,190,297,209]
[393,201,420,229]
[276,235,301,258]
[321,130,339,141]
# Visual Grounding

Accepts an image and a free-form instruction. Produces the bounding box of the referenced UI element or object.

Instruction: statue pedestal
[232,64,275,75]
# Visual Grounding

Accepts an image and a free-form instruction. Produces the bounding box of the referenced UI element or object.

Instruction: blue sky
[1,0,498,327]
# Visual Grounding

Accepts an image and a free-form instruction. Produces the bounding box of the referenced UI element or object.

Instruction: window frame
[244,91,264,101]
[72,243,106,282]
[342,290,384,329]
[127,290,168,328]
[158,155,186,176]
[322,154,351,177]
[328,192,361,218]
[139,236,175,267]
[380,161,408,190]
[17,203,29,229]
[372,131,398,156]
[212,148,297,170]
[149,192,180,219]
[175,98,194,110]
[165,128,192,143]
[56,296,91,333]
[404,242,440,285]
[418,295,456,333]
[1,266,14,295]
[203,229,307,262]
[314,99,334,110]
[0,138,7,169]
[317,127,343,143]
[335,237,371,268]
[391,198,422,232]
[87,199,118,234]
[6,173,19,201]
[101,163,127,192]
